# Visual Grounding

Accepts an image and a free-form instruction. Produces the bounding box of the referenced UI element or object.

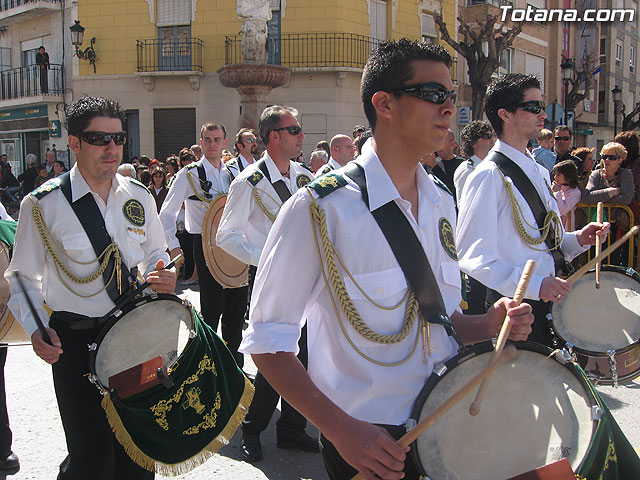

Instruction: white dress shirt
[314,157,341,177]
[224,154,254,181]
[457,140,588,300]
[0,202,11,221]
[239,142,460,425]
[453,154,483,205]
[216,154,314,266]
[159,157,231,250]
[6,165,169,336]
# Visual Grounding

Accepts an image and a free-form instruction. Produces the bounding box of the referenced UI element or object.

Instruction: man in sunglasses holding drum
[238,40,534,480]
[6,96,175,479]
[457,74,609,347]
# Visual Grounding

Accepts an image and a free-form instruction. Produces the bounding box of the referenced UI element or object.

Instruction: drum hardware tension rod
[349,345,518,480]
[10,271,52,345]
[567,226,640,286]
[469,259,536,416]
[595,202,603,289]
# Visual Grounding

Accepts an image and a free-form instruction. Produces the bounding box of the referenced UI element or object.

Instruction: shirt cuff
[525,274,544,301]
[239,322,301,355]
[563,232,589,260]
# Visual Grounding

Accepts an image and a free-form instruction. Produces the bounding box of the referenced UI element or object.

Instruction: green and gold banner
[102,310,253,476]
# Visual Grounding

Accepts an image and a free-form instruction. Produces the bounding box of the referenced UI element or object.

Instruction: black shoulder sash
[187,160,212,201]
[257,159,291,203]
[488,151,571,276]
[343,163,461,345]
[58,172,133,303]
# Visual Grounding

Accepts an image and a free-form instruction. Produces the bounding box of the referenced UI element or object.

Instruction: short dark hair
[65,96,126,136]
[353,125,367,138]
[54,160,65,170]
[200,122,227,139]
[460,121,494,158]
[484,74,541,137]
[553,125,572,136]
[178,147,196,167]
[356,129,372,155]
[614,131,639,165]
[234,128,256,149]
[553,160,579,188]
[361,39,452,132]
[315,140,330,156]
[258,105,299,145]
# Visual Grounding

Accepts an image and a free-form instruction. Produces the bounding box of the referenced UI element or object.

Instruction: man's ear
[497,107,513,125]
[371,91,394,123]
[68,135,81,155]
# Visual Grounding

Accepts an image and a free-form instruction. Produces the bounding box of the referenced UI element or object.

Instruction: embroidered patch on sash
[247,170,263,186]
[438,217,457,260]
[296,174,312,188]
[307,173,347,198]
[123,199,145,226]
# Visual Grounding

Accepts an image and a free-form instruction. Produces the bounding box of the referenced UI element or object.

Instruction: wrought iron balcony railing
[0,0,61,12]
[224,33,384,69]
[136,38,203,72]
[0,64,63,100]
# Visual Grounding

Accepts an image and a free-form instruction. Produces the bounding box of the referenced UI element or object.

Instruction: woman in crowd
[552,160,581,231]
[572,147,595,191]
[150,166,168,213]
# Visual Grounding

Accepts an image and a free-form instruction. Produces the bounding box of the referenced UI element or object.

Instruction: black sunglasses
[517,101,545,114]
[78,131,127,146]
[555,136,571,141]
[274,126,303,135]
[244,137,256,144]
[601,154,619,161]
[388,82,457,105]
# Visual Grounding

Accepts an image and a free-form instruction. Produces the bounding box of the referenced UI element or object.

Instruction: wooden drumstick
[350,345,518,480]
[468,259,535,416]
[595,202,603,289]
[567,225,640,286]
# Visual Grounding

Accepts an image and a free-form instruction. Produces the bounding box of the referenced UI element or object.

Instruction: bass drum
[410,342,603,480]
[201,195,248,288]
[551,266,640,385]
[0,241,28,345]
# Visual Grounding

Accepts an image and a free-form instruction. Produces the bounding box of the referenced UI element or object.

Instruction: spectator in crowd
[615,130,640,201]
[355,129,372,155]
[554,126,583,175]
[352,125,367,140]
[179,147,197,168]
[190,144,202,160]
[53,160,66,177]
[532,128,556,174]
[34,165,51,188]
[309,149,329,173]
[18,155,38,193]
[136,165,148,182]
[35,45,50,94]
[150,166,168,213]
[139,169,152,187]
[315,141,330,158]
[0,155,20,203]
[138,155,151,167]
[435,129,464,198]
[315,134,356,177]
[44,150,56,174]
[572,147,595,191]
[552,160,581,231]
[116,163,136,178]
[166,157,179,184]
[421,151,448,188]
[222,150,235,163]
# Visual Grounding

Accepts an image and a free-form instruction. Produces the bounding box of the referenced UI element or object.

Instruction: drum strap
[343,163,462,345]
[58,172,134,303]
[187,161,213,201]
[257,159,292,203]
[489,151,572,276]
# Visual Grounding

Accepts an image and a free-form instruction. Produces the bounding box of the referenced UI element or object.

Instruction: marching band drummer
[239,41,534,480]
[5,96,175,480]
[159,122,248,368]
[216,106,317,463]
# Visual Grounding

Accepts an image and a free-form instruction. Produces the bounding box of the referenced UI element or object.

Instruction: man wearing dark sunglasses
[237,40,534,480]
[217,105,317,463]
[6,96,175,479]
[553,125,583,175]
[226,128,259,181]
[457,74,609,348]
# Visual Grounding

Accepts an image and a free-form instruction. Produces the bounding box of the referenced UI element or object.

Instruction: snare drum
[410,342,606,480]
[88,294,253,475]
[551,266,640,385]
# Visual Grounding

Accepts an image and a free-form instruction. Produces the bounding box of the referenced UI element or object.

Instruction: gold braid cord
[500,172,564,251]
[31,199,123,297]
[252,187,278,223]
[307,190,424,366]
[186,172,213,204]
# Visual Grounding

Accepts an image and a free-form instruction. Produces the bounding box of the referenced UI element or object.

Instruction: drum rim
[88,293,195,385]
[551,265,640,356]
[201,194,249,289]
[409,340,600,477]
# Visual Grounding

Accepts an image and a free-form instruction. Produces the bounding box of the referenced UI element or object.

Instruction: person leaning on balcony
[35,46,49,94]
[582,142,636,240]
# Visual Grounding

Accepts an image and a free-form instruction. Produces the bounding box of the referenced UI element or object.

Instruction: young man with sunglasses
[6,96,175,479]
[216,105,317,463]
[238,41,534,480]
[553,126,583,175]
[457,74,608,347]
[225,128,258,181]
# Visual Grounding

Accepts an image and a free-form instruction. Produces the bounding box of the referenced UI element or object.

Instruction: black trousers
[486,288,554,347]
[175,230,195,279]
[193,234,248,368]
[320,425,422,480]
[463,275,488,315]
[241,325,309,441]
[0,347,11,458]
[49,313,154,480]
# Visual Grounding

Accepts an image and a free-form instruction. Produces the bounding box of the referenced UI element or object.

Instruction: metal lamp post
[612,85,622,137]
[561,58,574,126]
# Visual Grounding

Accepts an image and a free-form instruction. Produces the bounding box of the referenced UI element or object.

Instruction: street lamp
[561,58,574,126]
[69,20,97,73]
[612,85,622,137]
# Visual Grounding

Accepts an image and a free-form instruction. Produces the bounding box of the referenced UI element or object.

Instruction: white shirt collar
[470,154,483,166]
[239,153,253,167]
[201,156,222,173]
[328,157,341,170]
[263,153,287,182]
[491,139,538,174]
[69,164,117,203]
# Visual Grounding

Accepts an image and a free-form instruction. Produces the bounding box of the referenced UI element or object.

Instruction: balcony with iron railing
[0,0,62,27]
[224,33,384,69]
[0,64,63,103]
[137,38,203,73]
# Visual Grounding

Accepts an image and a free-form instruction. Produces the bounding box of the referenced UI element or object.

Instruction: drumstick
[129,254,184,295]
[595,202,603,289]
[11,272,52,346]
[468,259,535,416]
[350,345,518,480]
[567,225,640,286]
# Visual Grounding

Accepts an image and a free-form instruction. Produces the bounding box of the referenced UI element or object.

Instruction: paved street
[2,284,639,479]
